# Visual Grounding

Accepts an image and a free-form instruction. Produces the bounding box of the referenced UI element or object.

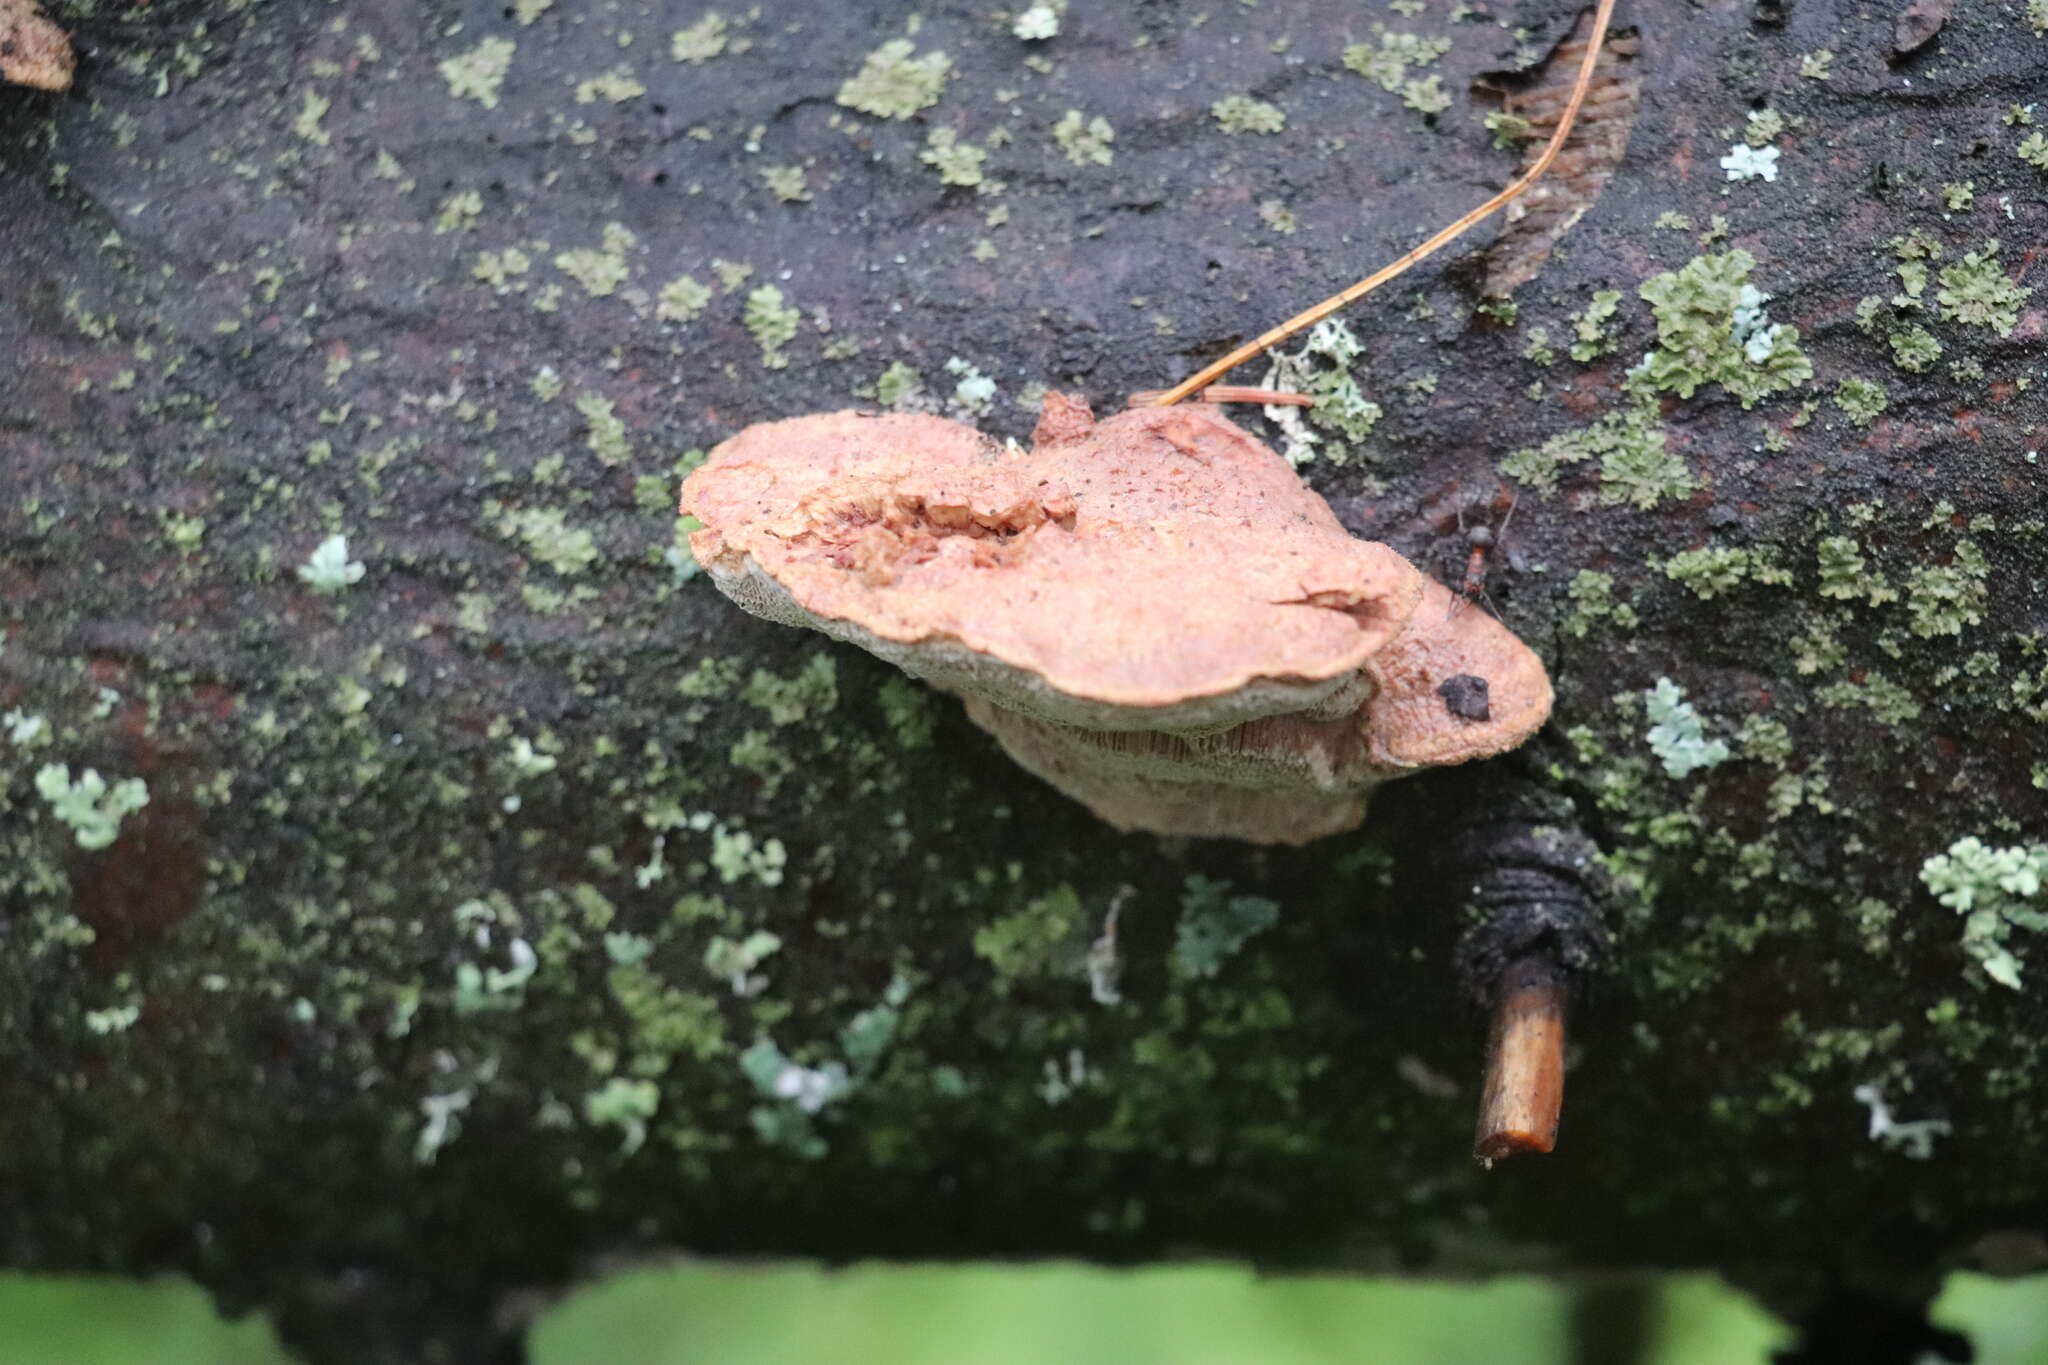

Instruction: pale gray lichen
[1643,678,1730,780]
[35,764,150,849]
[1919,838,2048,989]
[1173,875,1279,978]
[297,533,365,593]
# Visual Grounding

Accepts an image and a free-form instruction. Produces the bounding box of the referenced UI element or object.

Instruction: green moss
[1633,251,1812,407]
[1051,110,1114,166]
[1833,377,1888,427]
[743,285,801,369]
[2018,131,2048,172]
[836,40,951,120]
[1936,242,2032,336]
[439,37,516,109]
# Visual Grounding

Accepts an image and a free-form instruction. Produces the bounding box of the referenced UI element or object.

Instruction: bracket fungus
[681,394,1552,845]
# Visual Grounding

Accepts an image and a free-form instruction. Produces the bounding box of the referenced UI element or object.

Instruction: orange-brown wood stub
[1474,955,1567,1161]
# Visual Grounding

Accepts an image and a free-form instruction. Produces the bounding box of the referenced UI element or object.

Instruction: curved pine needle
[1143,0,1620,408]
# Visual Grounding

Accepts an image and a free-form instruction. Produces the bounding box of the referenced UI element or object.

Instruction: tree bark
[3,0,2044,1360]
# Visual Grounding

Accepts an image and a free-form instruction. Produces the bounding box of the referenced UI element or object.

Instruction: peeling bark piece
[0,0,74,92]
[1479,15,1641,298]
[683,395,1554,843]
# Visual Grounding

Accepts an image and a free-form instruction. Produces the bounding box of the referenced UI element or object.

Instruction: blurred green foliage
[1,1264,2043,1365]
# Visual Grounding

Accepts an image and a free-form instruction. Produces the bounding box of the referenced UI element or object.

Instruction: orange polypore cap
[681,394,1553,843]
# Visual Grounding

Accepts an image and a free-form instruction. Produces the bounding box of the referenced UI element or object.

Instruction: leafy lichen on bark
[2,1,2046,1361]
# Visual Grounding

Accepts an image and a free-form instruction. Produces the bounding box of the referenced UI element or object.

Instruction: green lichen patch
[1401,76,1451,116]
[1502,397,1691,509]
[656,275,712,323]
[499,506,598,575]
[1341,29,1451,92]
[440,37,516,109]
[554,223,637,298]
[740,655,837,726]
[974,885,1084,992]
[1903,538,1989,638]
[1935,242,2032,336]
[1834,377,1888,427]
[671,13,730,64]
[1643,678,1730,780]
[1562,570,1639,637]
[575,65,645,105]
[1888,326,1941,373]
[760,165,812,203]
[297,533,365,593]
[1569,289,1623,362]
[875,677,934,749]
[1920,838,2048,989]
[35,765,149,849]
[1632,251,1812,408]
[1662,546,1791,600]
[836,39,951,120]
[1172,876,1279,979]
[919,129,988,187]
[1051,110,1114,166]
[1258,321,1381,465]
[743,285,801,368]
[1211,96,1287,135]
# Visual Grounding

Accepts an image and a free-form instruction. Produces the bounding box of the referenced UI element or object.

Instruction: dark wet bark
[3,1,2044,1360]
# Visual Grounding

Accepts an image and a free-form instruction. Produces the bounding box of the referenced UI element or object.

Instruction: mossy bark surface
[3,2,2045,1361]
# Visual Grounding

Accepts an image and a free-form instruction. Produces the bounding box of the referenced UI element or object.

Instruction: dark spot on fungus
[1439,674,1492,722]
